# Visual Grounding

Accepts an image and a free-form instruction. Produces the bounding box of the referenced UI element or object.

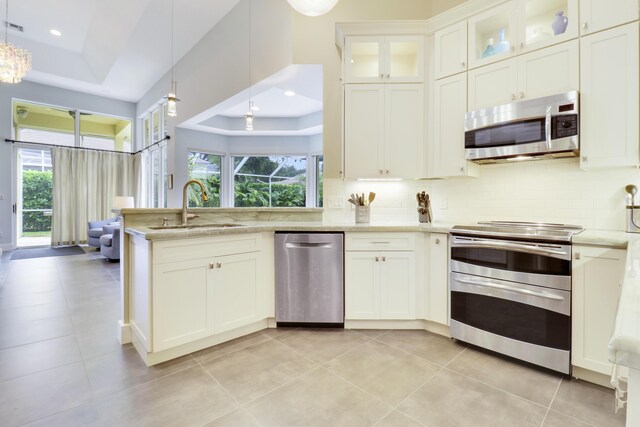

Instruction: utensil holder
[418,205,433,224]
[355,206,370,224]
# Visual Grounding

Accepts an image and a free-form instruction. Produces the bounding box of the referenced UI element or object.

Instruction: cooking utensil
[368,192,376,206]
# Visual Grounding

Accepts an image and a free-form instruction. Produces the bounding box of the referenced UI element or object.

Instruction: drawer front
[345,232,416,251]
[153,233,261,264]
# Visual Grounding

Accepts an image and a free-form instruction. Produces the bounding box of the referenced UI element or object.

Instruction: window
[187,152,222,207]
[315,155,323,207]
[140,102,169,207]
[13,101,132,152]
[233,156,307,207]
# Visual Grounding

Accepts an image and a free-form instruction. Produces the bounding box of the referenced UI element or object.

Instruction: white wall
[0,81,136,250]
[324,159,640,231]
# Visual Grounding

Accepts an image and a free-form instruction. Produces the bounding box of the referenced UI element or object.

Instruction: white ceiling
[221,87,322,118]
[7,0,241,101]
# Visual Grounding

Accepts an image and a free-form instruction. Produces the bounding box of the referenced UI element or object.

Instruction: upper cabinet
[580,23,639,169]
[344,35,424,83]
[434,21,468,79]
[580,0,639,36]
[466,0,579,70]
[468,39,578,111]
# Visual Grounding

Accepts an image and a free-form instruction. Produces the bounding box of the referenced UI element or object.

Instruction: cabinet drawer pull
[371,241,390,244]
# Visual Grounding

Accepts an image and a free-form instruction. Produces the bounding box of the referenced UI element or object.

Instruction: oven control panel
[552,114,578,139]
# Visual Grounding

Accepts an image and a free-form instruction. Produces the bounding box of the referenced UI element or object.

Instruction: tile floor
[0,248,628,427]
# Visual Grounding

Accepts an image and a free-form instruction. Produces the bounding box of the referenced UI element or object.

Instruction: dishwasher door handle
[285,242,334,249]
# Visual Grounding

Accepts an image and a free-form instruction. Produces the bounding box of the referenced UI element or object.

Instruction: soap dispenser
[625,184,640,233]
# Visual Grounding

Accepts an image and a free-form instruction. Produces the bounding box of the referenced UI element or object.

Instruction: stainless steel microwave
[465,91,579,163]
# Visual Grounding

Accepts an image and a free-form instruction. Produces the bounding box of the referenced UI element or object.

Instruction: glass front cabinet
[344,35,424,83]
[468,0,578,69]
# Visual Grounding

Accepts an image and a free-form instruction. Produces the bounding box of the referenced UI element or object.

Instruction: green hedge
[22,170,52,232]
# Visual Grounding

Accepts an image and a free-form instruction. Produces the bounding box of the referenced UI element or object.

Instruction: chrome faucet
[182,179,208,225]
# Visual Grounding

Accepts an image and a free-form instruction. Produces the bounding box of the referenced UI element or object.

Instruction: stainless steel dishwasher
[275,232,344,326]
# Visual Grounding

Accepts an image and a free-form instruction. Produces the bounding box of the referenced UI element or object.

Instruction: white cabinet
[211,251,260,335]
[345,233,417,320]
[580,0,639,36]
[344,35,424,83]
[153,259,214,352]
[130,233,271,354]
[467,0,579,70]
[430,73,478,178]
[580,23,639,169]
[468,39,578,110]
[434,21,468,79]
[428,233,449,325]
[344,84,424,179]
[572,245,626,375]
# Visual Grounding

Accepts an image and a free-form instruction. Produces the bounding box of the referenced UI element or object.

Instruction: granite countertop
[573,229,630,249]
[125,221,455,240]
[609,235,640,370]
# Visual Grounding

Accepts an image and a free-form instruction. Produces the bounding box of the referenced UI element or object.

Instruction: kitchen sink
[148,223,245,230]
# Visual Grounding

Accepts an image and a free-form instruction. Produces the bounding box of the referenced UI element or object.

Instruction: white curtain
[51,147,136,246]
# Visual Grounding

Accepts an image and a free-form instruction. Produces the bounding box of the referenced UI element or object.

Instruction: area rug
[10,245,86,260]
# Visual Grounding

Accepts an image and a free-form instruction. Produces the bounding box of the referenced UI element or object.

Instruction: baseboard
[572,366,614,389]
[0,243,16,252]
[118,320,132,344]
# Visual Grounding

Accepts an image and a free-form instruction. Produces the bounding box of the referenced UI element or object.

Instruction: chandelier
[0,0,31,83]
[286,0,339,16]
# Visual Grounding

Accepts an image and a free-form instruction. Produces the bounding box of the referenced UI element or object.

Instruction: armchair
[99,224,120,262]
[88,217,118,248]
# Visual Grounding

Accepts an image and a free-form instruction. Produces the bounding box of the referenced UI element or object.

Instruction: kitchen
[1,0,639,426]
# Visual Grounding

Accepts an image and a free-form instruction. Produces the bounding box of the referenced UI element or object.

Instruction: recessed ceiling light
[284,90,296,97]
[50,29,62,36]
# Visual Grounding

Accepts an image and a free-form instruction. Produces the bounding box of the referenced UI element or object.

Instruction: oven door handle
[455,277,565,301]
[452,239,568,258]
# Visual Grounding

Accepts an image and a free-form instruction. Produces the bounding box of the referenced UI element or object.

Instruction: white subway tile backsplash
[324,158,640,230]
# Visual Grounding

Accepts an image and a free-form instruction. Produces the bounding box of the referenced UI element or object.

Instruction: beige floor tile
[0,280,62,296]
[191,331,272,364]
[76,324,128,360]
[326,340,439,406]
[0,361,92,426]
[550,379,626,427]
[275,328,371,364]
[398,369,547,427]
[25,402,102,427]
[377,329,466,366]
[0,335,82,382]
[0,315,75,349]
[0,301,69,326]
[85,344,197,398]
[375,410,425,427]
[202,339,316,404]
[0,289,66,310]
[70,307,120,334]
[261,326,298,337]
[447,347,562,406]
[246,368,392,427]
[204,408,261,427]
[352,329,389,338]
[542,410,595,427]
[96,366,237,427]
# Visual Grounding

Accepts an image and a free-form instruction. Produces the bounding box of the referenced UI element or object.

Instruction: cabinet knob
[460,166,464,173]
[461,61,466,67]
[379,169,384,175]
[339,170,343,175]
[216,262,222,268]
[380,73,384,79]
[583,22,588,30]
[519,92,525,99]
[582,156,588,162]
[381,256,386,262]
[511,93,517,101]
[385,170,389,174]
[209,262,215,269]
[575,252,581,260]
[520,42,524,49]
[435,238,440,244]
[375,256,380,262]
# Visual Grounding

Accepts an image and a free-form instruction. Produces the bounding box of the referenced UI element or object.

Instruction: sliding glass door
[16,147,53,247]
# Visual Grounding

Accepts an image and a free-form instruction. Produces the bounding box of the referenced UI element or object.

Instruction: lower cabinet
[572,245,626,374]
[428,233,449,325]
[345,233,417,320]
[130,232,271,354]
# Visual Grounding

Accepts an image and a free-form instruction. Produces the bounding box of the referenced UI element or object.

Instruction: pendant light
[244,102,254,131]
[286,0,339,16]
[0,0,31,83]
[244,0,254,131]
[164,0,179,116]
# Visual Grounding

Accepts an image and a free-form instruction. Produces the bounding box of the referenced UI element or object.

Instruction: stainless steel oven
[449,222,583,374]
